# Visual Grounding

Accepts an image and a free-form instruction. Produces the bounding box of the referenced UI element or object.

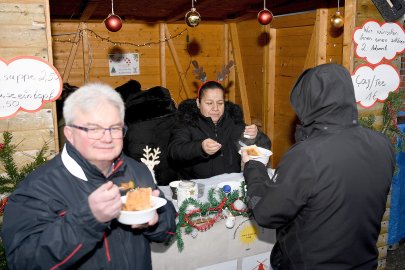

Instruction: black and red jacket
[2,142,176,270]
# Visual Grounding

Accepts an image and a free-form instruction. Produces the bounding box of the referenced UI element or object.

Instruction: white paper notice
[353,20,405,64]
[351,64,400,108]
[0,56,62,119]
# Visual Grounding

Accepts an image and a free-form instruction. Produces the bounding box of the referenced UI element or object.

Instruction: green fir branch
[0,131,49,194]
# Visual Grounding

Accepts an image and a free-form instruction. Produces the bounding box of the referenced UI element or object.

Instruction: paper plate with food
[118,187,167,225]
[239,144,272,165]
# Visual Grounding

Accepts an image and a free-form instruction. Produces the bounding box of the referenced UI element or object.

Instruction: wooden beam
[81,23,90,83]
[304,25,316,69]
[62,23,82,82]
[226,24,236,103]
[342,0,356,72]
[316,8,328,65]
[263,27,276,143]
[224,23,236,103]
[304,8,328,69]
[229,22,251,124]
[80,0,100,22]
[160,23,167,87]
[61,0,100,82]
[165,24,193,98]
[44,0,59,152]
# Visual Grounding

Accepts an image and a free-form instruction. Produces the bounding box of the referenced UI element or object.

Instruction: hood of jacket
[177,99,245,126]
[290,63,358,139]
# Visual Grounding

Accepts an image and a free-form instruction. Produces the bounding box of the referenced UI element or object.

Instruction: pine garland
[175,182,249,251]
[0,131,49,194]
[359,90,405,153]
[382,91,405,152]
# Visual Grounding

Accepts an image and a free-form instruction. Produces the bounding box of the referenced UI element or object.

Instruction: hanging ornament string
[104,0,123,32]
[52,28,188,47]
[185,0,201,27]
[331,0,344,28]
[257,0,273,25]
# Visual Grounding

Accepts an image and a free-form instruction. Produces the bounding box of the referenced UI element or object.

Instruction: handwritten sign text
[353,20,405,64]
[0,56,62,119]
[351,64,399,108]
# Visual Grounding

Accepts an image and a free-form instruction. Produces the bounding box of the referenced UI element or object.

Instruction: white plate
[118,196,167,225]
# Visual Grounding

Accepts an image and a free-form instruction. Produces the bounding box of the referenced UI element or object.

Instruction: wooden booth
[0,0,403,269]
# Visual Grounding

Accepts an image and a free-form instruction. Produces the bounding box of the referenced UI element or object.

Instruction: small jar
[177,180,198,207]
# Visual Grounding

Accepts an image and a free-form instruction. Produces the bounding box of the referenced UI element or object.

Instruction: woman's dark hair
[197,81,225,99]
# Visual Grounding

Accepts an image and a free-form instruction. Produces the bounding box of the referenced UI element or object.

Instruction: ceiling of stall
[48,0,338,22]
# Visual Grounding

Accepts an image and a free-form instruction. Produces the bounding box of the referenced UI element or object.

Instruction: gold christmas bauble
[331,11,344,28]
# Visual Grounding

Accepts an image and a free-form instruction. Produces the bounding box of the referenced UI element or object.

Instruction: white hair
[63,82,125,125]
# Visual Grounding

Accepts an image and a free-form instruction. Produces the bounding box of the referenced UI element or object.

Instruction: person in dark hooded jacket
[168,81,271,180]
[242,63,395,269]
[2,83,176,270]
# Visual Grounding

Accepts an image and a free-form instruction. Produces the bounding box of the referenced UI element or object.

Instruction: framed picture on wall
[108,53,140,76]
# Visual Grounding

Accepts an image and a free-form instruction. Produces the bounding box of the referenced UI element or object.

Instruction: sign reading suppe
[0,56,62,119]
[353,20,405,64]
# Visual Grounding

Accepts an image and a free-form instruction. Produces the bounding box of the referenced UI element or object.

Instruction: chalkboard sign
[351,63,400,108]
[0,56,62,119]
[353,20,405,64]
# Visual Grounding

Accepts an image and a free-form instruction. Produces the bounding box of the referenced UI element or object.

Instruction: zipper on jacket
[214,125,223,157]
[103,232,111,262]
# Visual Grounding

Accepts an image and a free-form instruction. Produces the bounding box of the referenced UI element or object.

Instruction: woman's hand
[202,138,222,155]
[244,124,258,139]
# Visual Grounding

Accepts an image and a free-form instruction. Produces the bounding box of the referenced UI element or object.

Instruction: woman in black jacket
[168,81,271,180]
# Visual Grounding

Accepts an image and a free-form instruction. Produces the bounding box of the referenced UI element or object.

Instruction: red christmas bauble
[257,9,273,25]
[104,14,123,32]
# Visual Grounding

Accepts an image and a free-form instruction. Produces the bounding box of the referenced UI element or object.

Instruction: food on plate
[123,187,152,211]
[244,145,262,156]
[119,180,135,190]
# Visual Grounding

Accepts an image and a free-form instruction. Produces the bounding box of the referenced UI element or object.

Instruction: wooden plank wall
[264,9,344,166]
[270,13,316,166]
[52,22,227,103]
[234,20,267,126]
[0,0,58,170]
[51,11,345,168]
[51,20,269,141]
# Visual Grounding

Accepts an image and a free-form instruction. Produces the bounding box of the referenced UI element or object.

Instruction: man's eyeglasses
[68,124,128,140]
